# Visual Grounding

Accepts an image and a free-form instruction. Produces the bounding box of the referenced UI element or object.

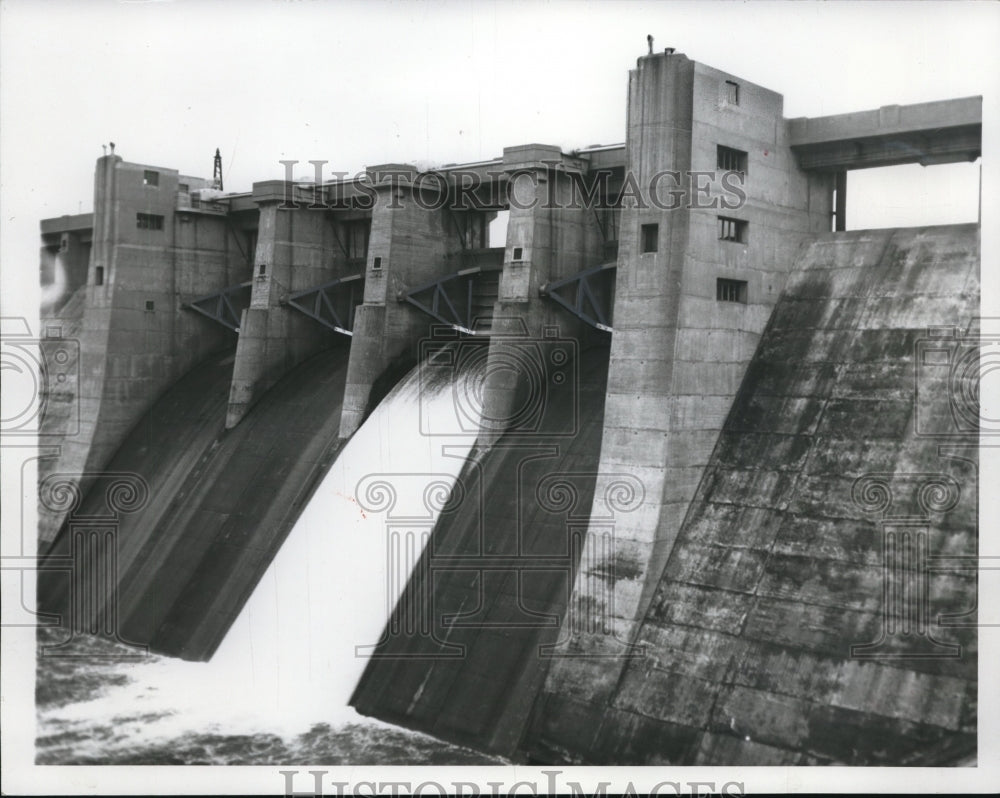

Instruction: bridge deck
[789,97,982,170]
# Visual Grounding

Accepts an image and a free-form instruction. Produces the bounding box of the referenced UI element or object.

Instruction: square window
[725,80,740,105]
[717,145,748,175]
[143,170,159,187]
[716,278,747,304]
[178,182,189,193]
[136,213,164,231]
[641,223,658,253]
[145,300,155,311]
[718,216,748,244]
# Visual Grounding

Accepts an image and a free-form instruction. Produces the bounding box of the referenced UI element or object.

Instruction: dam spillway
[350,341,613,756]
[31,45,982,769]
[39,341,354,661]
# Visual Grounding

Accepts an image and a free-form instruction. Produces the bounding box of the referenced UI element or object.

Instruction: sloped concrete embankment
[351,342,613,757]
[526,223,979,765]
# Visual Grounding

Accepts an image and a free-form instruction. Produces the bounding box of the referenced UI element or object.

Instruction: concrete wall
[543,52,834,707]
[38,155,251,543]
[525,223,979,765]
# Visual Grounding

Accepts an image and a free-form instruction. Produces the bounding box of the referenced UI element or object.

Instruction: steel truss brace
[285,273,364,336]
[541,261,616,332]
[185,281,252,332]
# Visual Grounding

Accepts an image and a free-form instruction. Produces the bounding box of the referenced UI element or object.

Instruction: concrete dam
[36,51,980,765]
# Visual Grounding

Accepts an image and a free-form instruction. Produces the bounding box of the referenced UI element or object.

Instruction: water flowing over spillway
[350,342,613,756]
[211,358,486,728]
[35,352,502,764]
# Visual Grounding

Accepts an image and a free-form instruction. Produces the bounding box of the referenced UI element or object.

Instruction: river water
[35,351,507,765]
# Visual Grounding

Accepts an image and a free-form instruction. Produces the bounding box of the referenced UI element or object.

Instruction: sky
[1,0,997,315]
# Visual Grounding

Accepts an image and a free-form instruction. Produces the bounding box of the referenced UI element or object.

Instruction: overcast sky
[1,0,998,316]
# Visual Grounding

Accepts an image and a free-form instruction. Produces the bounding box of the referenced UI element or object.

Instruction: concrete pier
[38,156,248,542]
[551,53,833,695]
[226,183,368,428]
[338,165,469,438]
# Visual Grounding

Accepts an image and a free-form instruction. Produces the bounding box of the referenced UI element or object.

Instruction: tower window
[145,300,155,311]
[95,266,104,286]
[717,278,747,304]
[717,145,748,175]
[137,213,164,230]
[641,223,659,253]
[512,247,523,261]
[718,216,747,243]
[143,170,159,187]
[725,80,740,105]
[372,256,383,270]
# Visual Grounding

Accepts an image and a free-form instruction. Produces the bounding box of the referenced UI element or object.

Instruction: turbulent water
[35,353,507,765]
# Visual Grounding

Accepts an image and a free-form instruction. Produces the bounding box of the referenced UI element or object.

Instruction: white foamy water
[36,362,483,754]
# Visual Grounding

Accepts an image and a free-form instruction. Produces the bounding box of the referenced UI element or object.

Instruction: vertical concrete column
[481,146,604,436]
[339,165,464,438]
[39,155,123,542]
[596,51,696,632]
[493,145,602,336]
[539,53,698,704]
[539,52,836,731]
[227,197,357,429]
[226,200,277,428]
[90,154,120,297]
[835,170,847,232]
